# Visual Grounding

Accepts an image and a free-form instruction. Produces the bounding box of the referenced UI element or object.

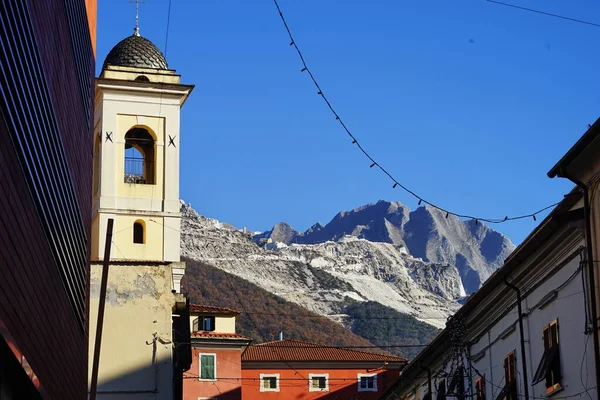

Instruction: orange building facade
[183,305,251,400]
[241,340,406,400]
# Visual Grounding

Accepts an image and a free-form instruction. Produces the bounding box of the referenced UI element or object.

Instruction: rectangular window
[309,374,329,392]
[193,316,216,332]
[437,379,446,400]
[532,320,562,394]
[202,316,215,331]
[499,351,517,400]
[476,376,486,400]
[260,374,280,392]
[199,354,216,381]
[358,373,378,392]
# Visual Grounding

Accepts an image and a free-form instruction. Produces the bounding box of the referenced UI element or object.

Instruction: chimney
[278,331,284,341]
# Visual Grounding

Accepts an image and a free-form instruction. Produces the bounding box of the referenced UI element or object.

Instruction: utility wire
[271,0,561,224]
[218,267,310,382]
[487,0,600,28]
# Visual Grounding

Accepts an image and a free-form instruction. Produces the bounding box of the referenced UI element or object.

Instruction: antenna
[130,0,145,36]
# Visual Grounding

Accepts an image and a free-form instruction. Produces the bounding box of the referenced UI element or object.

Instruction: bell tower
[91,31,193,273]
[89,28,194,399]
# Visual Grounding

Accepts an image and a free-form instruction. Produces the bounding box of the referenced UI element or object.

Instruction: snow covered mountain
[179,200,512,330]
[254,200,515,294]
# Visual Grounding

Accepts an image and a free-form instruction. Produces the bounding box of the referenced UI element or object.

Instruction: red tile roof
[189,304,240,315]
[191,331,251,340]
[242,339,407,363]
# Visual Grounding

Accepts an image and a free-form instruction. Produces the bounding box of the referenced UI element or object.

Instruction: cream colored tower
[91,37,193,274]
[89,30,193,398]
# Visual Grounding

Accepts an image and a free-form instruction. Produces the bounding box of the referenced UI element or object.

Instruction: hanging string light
[271,0,561,224]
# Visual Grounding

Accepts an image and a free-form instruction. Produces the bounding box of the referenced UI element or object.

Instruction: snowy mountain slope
[180,203,464,329]
[255,200,515,293]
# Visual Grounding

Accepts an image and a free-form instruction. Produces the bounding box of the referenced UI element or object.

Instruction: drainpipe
[504,277,529,400]
[561,173,600,396]
[420,362,432,399]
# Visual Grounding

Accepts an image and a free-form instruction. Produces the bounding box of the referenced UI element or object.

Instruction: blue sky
[97,0,600,244]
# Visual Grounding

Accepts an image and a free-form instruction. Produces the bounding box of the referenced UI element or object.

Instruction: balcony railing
[124,157,154,184]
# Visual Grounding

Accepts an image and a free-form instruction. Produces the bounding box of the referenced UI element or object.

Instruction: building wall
[89,262,177,400]
[468,247,595,400]
[184,348,244,400]
[189,315,237,334]
[0,0,95,398]
[392,229,597,400]
[242,367,400,399]
[92,82,184,262]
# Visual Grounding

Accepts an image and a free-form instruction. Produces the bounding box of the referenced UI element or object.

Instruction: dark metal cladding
[0,0,94,398]
[103,34,168,70]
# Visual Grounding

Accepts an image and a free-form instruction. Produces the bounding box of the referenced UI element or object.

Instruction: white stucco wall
[394,233,597,400]
[468,249,596,400]
[89,263,176,400]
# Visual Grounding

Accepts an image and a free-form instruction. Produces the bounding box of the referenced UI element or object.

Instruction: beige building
[88,28,193,399]
[383,121,600,400]
[547,119,600,395]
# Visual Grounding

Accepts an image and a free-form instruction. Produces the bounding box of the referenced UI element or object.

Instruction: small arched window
[135,75,150,82]
[133,221,145,244]
[124,127,155,184]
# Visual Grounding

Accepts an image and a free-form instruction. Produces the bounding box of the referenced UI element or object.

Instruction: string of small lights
[487,0,600,29]
[271,0,561,224]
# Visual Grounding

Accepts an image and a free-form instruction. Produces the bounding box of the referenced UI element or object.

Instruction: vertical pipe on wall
[504,277,529,400]
[89,218,114,400]
[420,362,432,399]
[562,175,600,398]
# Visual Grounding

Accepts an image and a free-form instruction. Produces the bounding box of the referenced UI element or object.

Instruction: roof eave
[548,117,600,178]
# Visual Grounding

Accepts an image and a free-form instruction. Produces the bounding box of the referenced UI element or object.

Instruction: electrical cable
[486,0,600,28]
[218,267,310,382]
[271,0,560,225]
[580,334,593,400]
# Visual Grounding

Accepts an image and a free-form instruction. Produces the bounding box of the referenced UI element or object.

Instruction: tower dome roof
[103,32,168,70]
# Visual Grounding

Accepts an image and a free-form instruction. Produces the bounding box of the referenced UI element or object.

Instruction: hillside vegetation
[343,301,441,359]
[182,257,440,358]
[182,258,377,348]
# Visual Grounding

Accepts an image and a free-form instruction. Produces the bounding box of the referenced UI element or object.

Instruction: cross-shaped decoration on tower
[168,135,176,148]
[105,131,113,143]
[129,0,145,36]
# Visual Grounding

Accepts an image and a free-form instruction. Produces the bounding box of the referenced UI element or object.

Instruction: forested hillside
[343,301,441,358]
[182,257,440,358]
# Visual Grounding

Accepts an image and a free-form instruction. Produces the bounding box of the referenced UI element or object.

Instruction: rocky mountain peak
[253,200,515,293]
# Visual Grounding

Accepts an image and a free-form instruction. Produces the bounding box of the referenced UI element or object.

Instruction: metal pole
[579,183,600,400]
[89,218,114,400]
[504,277,529,400]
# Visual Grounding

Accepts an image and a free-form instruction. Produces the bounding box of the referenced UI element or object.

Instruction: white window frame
[259,373,280,392]
[309,373,329,392]
[358,373,378,392]
[198,353,217,382]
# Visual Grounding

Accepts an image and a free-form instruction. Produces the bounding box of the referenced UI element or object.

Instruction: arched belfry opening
[124,127,155,184]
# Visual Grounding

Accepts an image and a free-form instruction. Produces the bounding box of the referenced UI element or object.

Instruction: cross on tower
[130,0,145,36]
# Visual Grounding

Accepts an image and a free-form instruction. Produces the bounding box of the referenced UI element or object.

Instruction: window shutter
[201,355,215,379]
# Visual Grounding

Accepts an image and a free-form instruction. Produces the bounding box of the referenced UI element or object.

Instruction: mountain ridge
[253,200,515,293]
[181,202,465,330]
